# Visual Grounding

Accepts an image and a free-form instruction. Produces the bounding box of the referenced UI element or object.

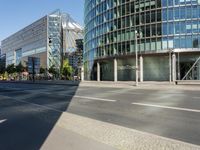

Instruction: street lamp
[169,48,174,83]
[135,30,138,86]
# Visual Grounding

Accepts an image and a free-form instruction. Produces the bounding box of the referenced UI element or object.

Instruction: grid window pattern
[84,0,200,59]
[84,0,162,79]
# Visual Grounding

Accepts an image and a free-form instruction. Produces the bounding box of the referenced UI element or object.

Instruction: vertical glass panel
[162,23,167,35]
[168,37,174,48]
[174,36,180,48]
[192,20,198,33]
[125,29,130,40]
[192,6,198,18]
[174,7,179,20]
[145,39,151,51]
[130,41,135,52]
[162,37,168,49]
[180,7,186,19]
[168,8,173,20]
[151,38,156,50]
[174,0,180,5]
[186,21,192,33]
[140,39,145,51]
[175,22,180,34]
[168,22,174,35]
[186,35,192,48]
[162,0,168,7]
[193,36,199,48]
[180,36,186,48]
[146,25,151,37]
[186,6,192,19]
[168,0,174,6]
[162,10,167,21]
[180,21,186,34]
[156,38,162,50]
[151,24,156,36]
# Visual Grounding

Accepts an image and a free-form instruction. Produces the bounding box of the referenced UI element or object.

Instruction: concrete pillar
[169,52,172,83]
[81,66,84,81]
[97,62,100,82]
[172,53,176,82]
[197,61,200,80]
[139,56,143,82]
[114,58,117,82]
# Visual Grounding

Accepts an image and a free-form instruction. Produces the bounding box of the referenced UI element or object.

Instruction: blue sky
[0,0,84,42]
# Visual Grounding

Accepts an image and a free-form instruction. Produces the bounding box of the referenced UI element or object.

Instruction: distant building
[1,10,83,75]
[64,39,83,76]
[0,53,6,73]
[0,46,1,56]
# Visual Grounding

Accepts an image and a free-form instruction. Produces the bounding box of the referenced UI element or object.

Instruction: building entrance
[178,55,200,80]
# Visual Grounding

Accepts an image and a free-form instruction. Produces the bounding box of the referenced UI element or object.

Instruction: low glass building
[1,10,83,74]
[84,0,200,81]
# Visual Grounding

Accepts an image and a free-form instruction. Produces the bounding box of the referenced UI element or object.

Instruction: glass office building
[1,10,83,74]
[84,0,200,81]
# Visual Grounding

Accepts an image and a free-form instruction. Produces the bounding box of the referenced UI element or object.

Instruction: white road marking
[0,119,7,124]
[71,95,117,102]
[109,91,142,95]
[132,102,200,113]
[192,97,200,99]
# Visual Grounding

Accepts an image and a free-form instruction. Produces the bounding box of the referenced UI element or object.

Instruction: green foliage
[48,65,57,75]
[40,67,46,74]
[62,59,73,80]
[6,64,16,74]
[16,62,25,73]
[0,62,6,74]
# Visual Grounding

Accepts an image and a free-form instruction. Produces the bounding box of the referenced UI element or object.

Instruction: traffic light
[48,37,52,44]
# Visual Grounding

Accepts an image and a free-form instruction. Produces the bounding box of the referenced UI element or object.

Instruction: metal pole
[32,57,35,83]
[178,52,180,80]
[135,30,138,86]
[169,50,172,83]
[97,62,100,82]
[114,58,117,82]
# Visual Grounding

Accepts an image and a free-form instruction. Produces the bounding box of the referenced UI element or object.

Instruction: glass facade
[15,48,22,65]
[2,10,83,75]
[48,10,62,73]
[84,0,200,81]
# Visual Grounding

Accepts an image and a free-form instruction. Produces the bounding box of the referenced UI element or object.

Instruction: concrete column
[97,62,100,82]
[81,66,84,81]
[172,53,176,82]
[139,56,143,82]
[169,52,172,83]
[114,58,118,82]
[197,61,200,80]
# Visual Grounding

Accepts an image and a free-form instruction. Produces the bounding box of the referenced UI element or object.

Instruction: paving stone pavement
[54,112,200,150]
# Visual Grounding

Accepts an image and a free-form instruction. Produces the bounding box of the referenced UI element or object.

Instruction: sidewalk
[41,112,200,150]
[0,80,80,86]
[1,80,200,91]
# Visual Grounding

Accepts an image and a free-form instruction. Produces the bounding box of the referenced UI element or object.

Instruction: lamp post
[169,48,174,83]
[135,30,138,86]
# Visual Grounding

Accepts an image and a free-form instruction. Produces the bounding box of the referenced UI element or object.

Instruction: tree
[48,65,57,75]
[62,59,73,80]
[0,62,6,74]
[0,56,6,75]
[40,67,46,74]
[6,64,16,74]
[16,62,25,73]
[4,71,8,80]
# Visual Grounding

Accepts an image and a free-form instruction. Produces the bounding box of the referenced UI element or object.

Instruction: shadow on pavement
[0,82,79,150]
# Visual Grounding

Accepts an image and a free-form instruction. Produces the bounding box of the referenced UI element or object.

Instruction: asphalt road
[0,82,200,149]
